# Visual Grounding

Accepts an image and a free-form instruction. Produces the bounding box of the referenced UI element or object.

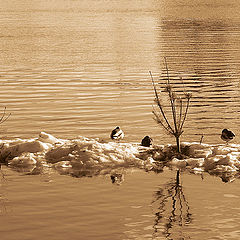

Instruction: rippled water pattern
[1,168,240,240]
[1,0,240,239]
[0,0,240,145]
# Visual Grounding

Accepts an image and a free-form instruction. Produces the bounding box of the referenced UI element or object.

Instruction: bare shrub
[150,58,191,153]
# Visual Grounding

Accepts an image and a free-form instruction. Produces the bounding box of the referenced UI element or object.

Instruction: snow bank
[0,132,240,182]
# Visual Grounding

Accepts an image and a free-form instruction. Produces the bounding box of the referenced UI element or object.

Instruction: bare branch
[150,71,174,132]
[164,57,170,85]
[178,98,183,130]
[164,58,179,136]
[179,98,190,133]
[152,108,174,135]
[0,107,6,123]
[0,107,11,125]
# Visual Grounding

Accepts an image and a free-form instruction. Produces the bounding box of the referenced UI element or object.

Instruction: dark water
[0,0,240,239]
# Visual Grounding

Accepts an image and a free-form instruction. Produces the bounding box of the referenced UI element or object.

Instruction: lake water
[0,0,240,239]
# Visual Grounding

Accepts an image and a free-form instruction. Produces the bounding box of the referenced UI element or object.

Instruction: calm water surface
[0,0,240,239]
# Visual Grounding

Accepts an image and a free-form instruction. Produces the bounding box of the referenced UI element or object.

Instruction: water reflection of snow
[0,132,239,182]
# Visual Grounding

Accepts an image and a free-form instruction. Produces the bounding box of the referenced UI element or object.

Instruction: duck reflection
[110,173,124,185]
[151,170,192,239]
[69,167,126,185]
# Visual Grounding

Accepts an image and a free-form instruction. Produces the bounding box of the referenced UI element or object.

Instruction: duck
[110,126,124,140]
[221,129,235,143]
[141,136,153,147]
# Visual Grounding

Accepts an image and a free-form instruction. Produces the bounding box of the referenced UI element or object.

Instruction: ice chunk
[185,158,205,168]
[1,140,50,159]
[212,145,240,155]
[170,158,187,168]
[185,142,213,158]
[9,153,37,166]
[209,165,238,174]
[45,145,73,163]
[38,131,64,145]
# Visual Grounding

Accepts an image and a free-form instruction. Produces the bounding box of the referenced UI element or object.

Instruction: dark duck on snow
[221,129,235,143]
[141,136,153,147]
[110,126,124,140]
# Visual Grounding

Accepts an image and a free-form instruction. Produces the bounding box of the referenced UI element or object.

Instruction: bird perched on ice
[110,126,124,140]
[141,136,153,147]
[221,129,235,143]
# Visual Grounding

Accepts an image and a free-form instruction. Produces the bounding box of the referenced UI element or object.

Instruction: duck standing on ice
[221,129,235,143]
[110,126,124,140]
[141,136,153,147]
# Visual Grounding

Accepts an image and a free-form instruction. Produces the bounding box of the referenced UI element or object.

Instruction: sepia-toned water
[0,0,240,239]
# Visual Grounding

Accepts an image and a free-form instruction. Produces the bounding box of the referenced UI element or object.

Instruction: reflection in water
[151,171,192,239]
[7,163,46,176]
[219,171,240,183]
[0,194,7,216]
[0,166,7,215]
[110,173,124,185]
[0,165,5,179]
[70,166,126,186]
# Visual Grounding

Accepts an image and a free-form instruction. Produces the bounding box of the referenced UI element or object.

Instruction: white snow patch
[0,132,239,181]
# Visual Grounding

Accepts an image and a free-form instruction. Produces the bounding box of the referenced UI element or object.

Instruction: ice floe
[0,132,239,182]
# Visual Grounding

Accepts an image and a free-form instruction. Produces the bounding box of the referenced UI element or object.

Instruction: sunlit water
[0,0,240,239]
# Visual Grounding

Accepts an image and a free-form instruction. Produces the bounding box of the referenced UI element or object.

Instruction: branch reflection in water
[0,165,8,215]
[151,170,192,239]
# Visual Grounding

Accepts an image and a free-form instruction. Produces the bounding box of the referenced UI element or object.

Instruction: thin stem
[150,71,174,133]
[164,59,178,136]
[179,98,190,133]
[0,113,11,124]
[152,108,174,135]
[0,107,11,124]
[172,97,178,135]
[152,104,174,134]
[178,99,183,130]
[0,107,6,123]
[164,57,170,85]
